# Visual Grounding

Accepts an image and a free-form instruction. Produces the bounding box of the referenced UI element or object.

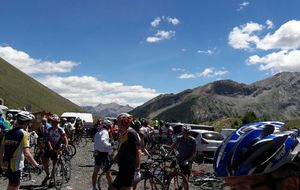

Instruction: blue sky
[1,0,300,107]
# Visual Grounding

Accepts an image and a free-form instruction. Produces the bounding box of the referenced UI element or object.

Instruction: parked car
[221,128,236,138]
[190,129,224,159]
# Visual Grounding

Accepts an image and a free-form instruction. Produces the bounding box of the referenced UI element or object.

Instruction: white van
[61,112,93,128]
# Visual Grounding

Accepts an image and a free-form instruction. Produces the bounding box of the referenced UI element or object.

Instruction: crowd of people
[1,109,300,190]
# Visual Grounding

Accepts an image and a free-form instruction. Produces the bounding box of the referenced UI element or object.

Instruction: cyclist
[41,114,68,186]
[139,119,150,147]
[6,113,14,128]
[0,111,42,190]
[0,110,10,136]
[111,113,141,190]
[131,119,150,157]
[39,117,51,138]
[92,119,113,190]
[74,117,83,137]
[169,125,197,180]
[214,123,300,190]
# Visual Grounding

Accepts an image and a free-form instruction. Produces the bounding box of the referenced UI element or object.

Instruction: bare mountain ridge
[130,72,300,122]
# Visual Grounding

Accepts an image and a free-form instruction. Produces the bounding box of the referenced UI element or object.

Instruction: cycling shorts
[112,166,135,188]
[43,149,59,161]
[179,161,192,176]
[94,151,110,171]
[7,170,21,187]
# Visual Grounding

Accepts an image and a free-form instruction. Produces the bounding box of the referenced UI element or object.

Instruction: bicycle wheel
[54,161,65,190]
[167,172,189,190]
[64,160,72,182]
[97,169,118,190]
[66,143,77,158]
[143,175,165,190]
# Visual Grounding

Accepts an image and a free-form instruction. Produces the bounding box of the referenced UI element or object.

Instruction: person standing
[41,114,68,186]
[0,111,42,190]
[111,113,141,190]
[169,125,197,180]
[92,119,113,190]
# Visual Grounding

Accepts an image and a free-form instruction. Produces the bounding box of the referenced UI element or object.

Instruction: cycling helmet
[214,122,300,177]
[49,114,60,122]
[117,113,133,126]
[17,111,35,122]
[6,113,13,118]
[182,125,191,133]
[131,119,141,131]
[102,119,113,128]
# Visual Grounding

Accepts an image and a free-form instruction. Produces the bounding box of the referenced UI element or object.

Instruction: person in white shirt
[92,119,113,190]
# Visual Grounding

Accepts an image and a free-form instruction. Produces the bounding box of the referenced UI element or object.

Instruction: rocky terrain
[130,72,300,123]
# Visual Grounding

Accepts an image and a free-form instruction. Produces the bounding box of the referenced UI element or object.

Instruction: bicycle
[71,127,88,147]
[47,147,72,190]
[96,146,118,190]
[134,159,165,190]
[151,146,189,190]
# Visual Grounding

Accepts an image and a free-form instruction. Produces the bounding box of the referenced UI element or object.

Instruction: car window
[202,132,224,140]
[190,131,199,138]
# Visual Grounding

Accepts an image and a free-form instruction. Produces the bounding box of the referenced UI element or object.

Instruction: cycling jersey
[47,127,66,149]
[2,127,30,171]
[94,128,111,153]
[175,135,197,163]
[117,128,141,168]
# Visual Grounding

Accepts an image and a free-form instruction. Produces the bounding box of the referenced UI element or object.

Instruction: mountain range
[83,103,133,117]
[130,72,300,123]
[2,55,300,124]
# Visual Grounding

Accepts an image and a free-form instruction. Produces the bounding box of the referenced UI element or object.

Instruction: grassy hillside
[0,57,84,115]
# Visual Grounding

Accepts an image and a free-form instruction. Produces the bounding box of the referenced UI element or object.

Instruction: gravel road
[0,139,222,190]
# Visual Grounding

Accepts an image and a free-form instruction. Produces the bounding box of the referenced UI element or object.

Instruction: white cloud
[229,20,300,50]
[147,16,180,43]
[257,20,300,50]
[199,68,228,77]
[229,20,300,73]
[1,45,161,107]
[0,46,78,74]
[228,22,263,49]
[178,68,228,79]
[172,67,185,72]
[37,75,160,107]
[151,17,161,27]
[197,48,216,55]
[266,20,274,29]
[146,30,176,43]
[150,16,180,27]
[247,50,300,72]
[167,17,180,25]
[237,2,249,11]
[179,73,196,79]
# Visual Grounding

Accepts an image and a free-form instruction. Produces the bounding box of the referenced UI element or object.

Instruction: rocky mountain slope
[83,103,133,117]
[130,72,300,123]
